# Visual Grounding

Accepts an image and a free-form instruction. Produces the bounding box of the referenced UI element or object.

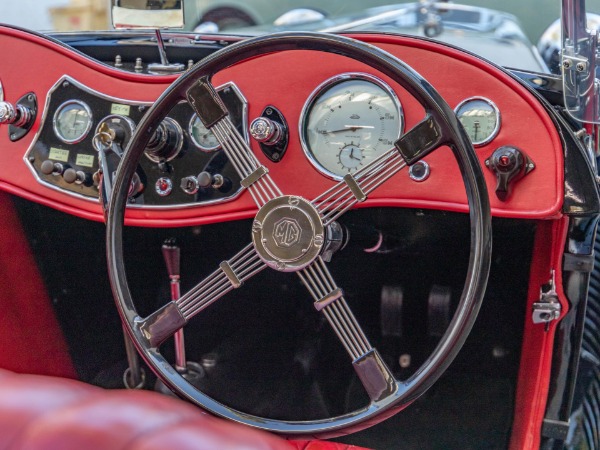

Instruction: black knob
[63,168,89,185]
[162,238,180,279]
[41,160,64,176]
[196,171,212,188]
[486,146,534,201]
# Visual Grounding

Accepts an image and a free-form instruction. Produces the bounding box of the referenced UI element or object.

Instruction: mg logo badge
[273,218,301,248]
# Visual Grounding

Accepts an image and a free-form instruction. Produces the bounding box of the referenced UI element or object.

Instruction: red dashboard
[0,27,564,226]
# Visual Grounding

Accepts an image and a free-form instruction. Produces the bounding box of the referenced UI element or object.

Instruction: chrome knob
[0,101,31,127]
[0,102,16,124]
[250,117,282,146]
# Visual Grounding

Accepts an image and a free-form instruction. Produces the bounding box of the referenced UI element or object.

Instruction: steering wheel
[106,32,492,436]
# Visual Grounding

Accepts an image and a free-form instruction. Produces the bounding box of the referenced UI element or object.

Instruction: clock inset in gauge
[300,73,404,179]
[189,115,220,152]
[53,100,93,144]
[454,97,500,147]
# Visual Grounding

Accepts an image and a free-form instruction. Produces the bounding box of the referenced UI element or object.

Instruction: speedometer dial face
[53,100,93,144]
[301,73,403,179]
[454,97,500,147]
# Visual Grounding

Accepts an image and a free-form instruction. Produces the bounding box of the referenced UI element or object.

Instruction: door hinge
[532,270,562,330]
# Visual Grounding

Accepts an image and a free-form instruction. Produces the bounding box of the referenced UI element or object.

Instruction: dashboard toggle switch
[250,117,283,146]
[0,92,37,141]
[63,168,91,186]
[485,146,535,201]
[180,171,230,195]
[40,160,65,176]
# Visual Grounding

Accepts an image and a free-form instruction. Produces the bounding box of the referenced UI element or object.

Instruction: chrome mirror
[111,0,184,29]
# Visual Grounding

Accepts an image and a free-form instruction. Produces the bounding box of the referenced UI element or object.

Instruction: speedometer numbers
[454,97,500,147]
[300,73,403,179]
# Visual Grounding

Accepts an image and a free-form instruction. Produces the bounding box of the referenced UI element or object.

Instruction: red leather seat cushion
[0,370,368,450]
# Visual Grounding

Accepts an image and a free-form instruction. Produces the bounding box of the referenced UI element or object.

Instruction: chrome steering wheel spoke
[313,115,443,226]
[298,257,397,402]
[136,243,266,348]
[186,76,282,208]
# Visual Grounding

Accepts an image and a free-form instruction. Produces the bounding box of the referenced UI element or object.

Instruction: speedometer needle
[320,125,375,134]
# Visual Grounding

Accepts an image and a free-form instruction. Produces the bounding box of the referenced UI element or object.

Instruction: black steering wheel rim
[107,31,492,436]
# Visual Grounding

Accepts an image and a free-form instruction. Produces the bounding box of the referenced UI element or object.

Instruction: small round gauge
[189,115,220,152]
[301,73,403,179]
[53,100,93,144]
[454,97,500,147]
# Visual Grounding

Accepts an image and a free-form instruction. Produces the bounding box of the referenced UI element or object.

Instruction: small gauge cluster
[25,76,247,208]
[299,73,502,180]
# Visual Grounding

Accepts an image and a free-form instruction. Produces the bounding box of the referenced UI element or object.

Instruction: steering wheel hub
[252,195,324,272]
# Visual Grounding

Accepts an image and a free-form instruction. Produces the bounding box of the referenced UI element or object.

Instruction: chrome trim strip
[299,72,404,181]
[314,287,343,311]
[453,96,501,147]
[219,261,241,288]
[240,165,268,189]
[23,75,246,211]
[343,173,367,202]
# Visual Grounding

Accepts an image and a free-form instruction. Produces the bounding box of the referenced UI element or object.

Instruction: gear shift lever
[161,238,186,371]
[160,239,204,386]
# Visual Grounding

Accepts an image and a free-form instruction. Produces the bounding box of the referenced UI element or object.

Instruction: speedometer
[300,73,403,179]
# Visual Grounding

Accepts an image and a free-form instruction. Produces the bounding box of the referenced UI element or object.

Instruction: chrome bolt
[576,62,586,72]
[563,59,573,69]
[399,354,411,368]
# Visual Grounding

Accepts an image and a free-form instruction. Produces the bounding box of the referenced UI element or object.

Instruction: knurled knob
[41,160,64,176]
[63,168,87,184]
[0,102,16,124]
[250,117,282,145]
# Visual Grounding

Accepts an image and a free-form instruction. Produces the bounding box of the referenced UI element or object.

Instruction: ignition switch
[0,91,37,141]
[485,146,535,201]
[250,106,289,162]
[144,117,183,163]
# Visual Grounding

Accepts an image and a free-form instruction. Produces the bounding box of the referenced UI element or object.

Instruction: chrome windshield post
[562,0,600,123]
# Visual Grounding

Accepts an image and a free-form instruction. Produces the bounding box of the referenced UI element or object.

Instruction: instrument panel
[0,26,564,224]
[24,76,247,208]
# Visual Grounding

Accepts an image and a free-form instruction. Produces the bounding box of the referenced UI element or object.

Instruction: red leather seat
[0,370,367,450]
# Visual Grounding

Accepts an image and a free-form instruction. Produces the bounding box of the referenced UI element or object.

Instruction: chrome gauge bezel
[454,96,501,147]
[52,99,93,144]
[300,72,404,180]
[188,114,220,152]
[144,117,184,163]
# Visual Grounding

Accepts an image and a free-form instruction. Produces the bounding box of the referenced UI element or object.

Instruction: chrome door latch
[532,270,562,330]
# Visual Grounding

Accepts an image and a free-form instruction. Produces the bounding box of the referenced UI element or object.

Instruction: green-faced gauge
[454,97,500,147]
[189,115,220,152]
[53,100,93,144]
